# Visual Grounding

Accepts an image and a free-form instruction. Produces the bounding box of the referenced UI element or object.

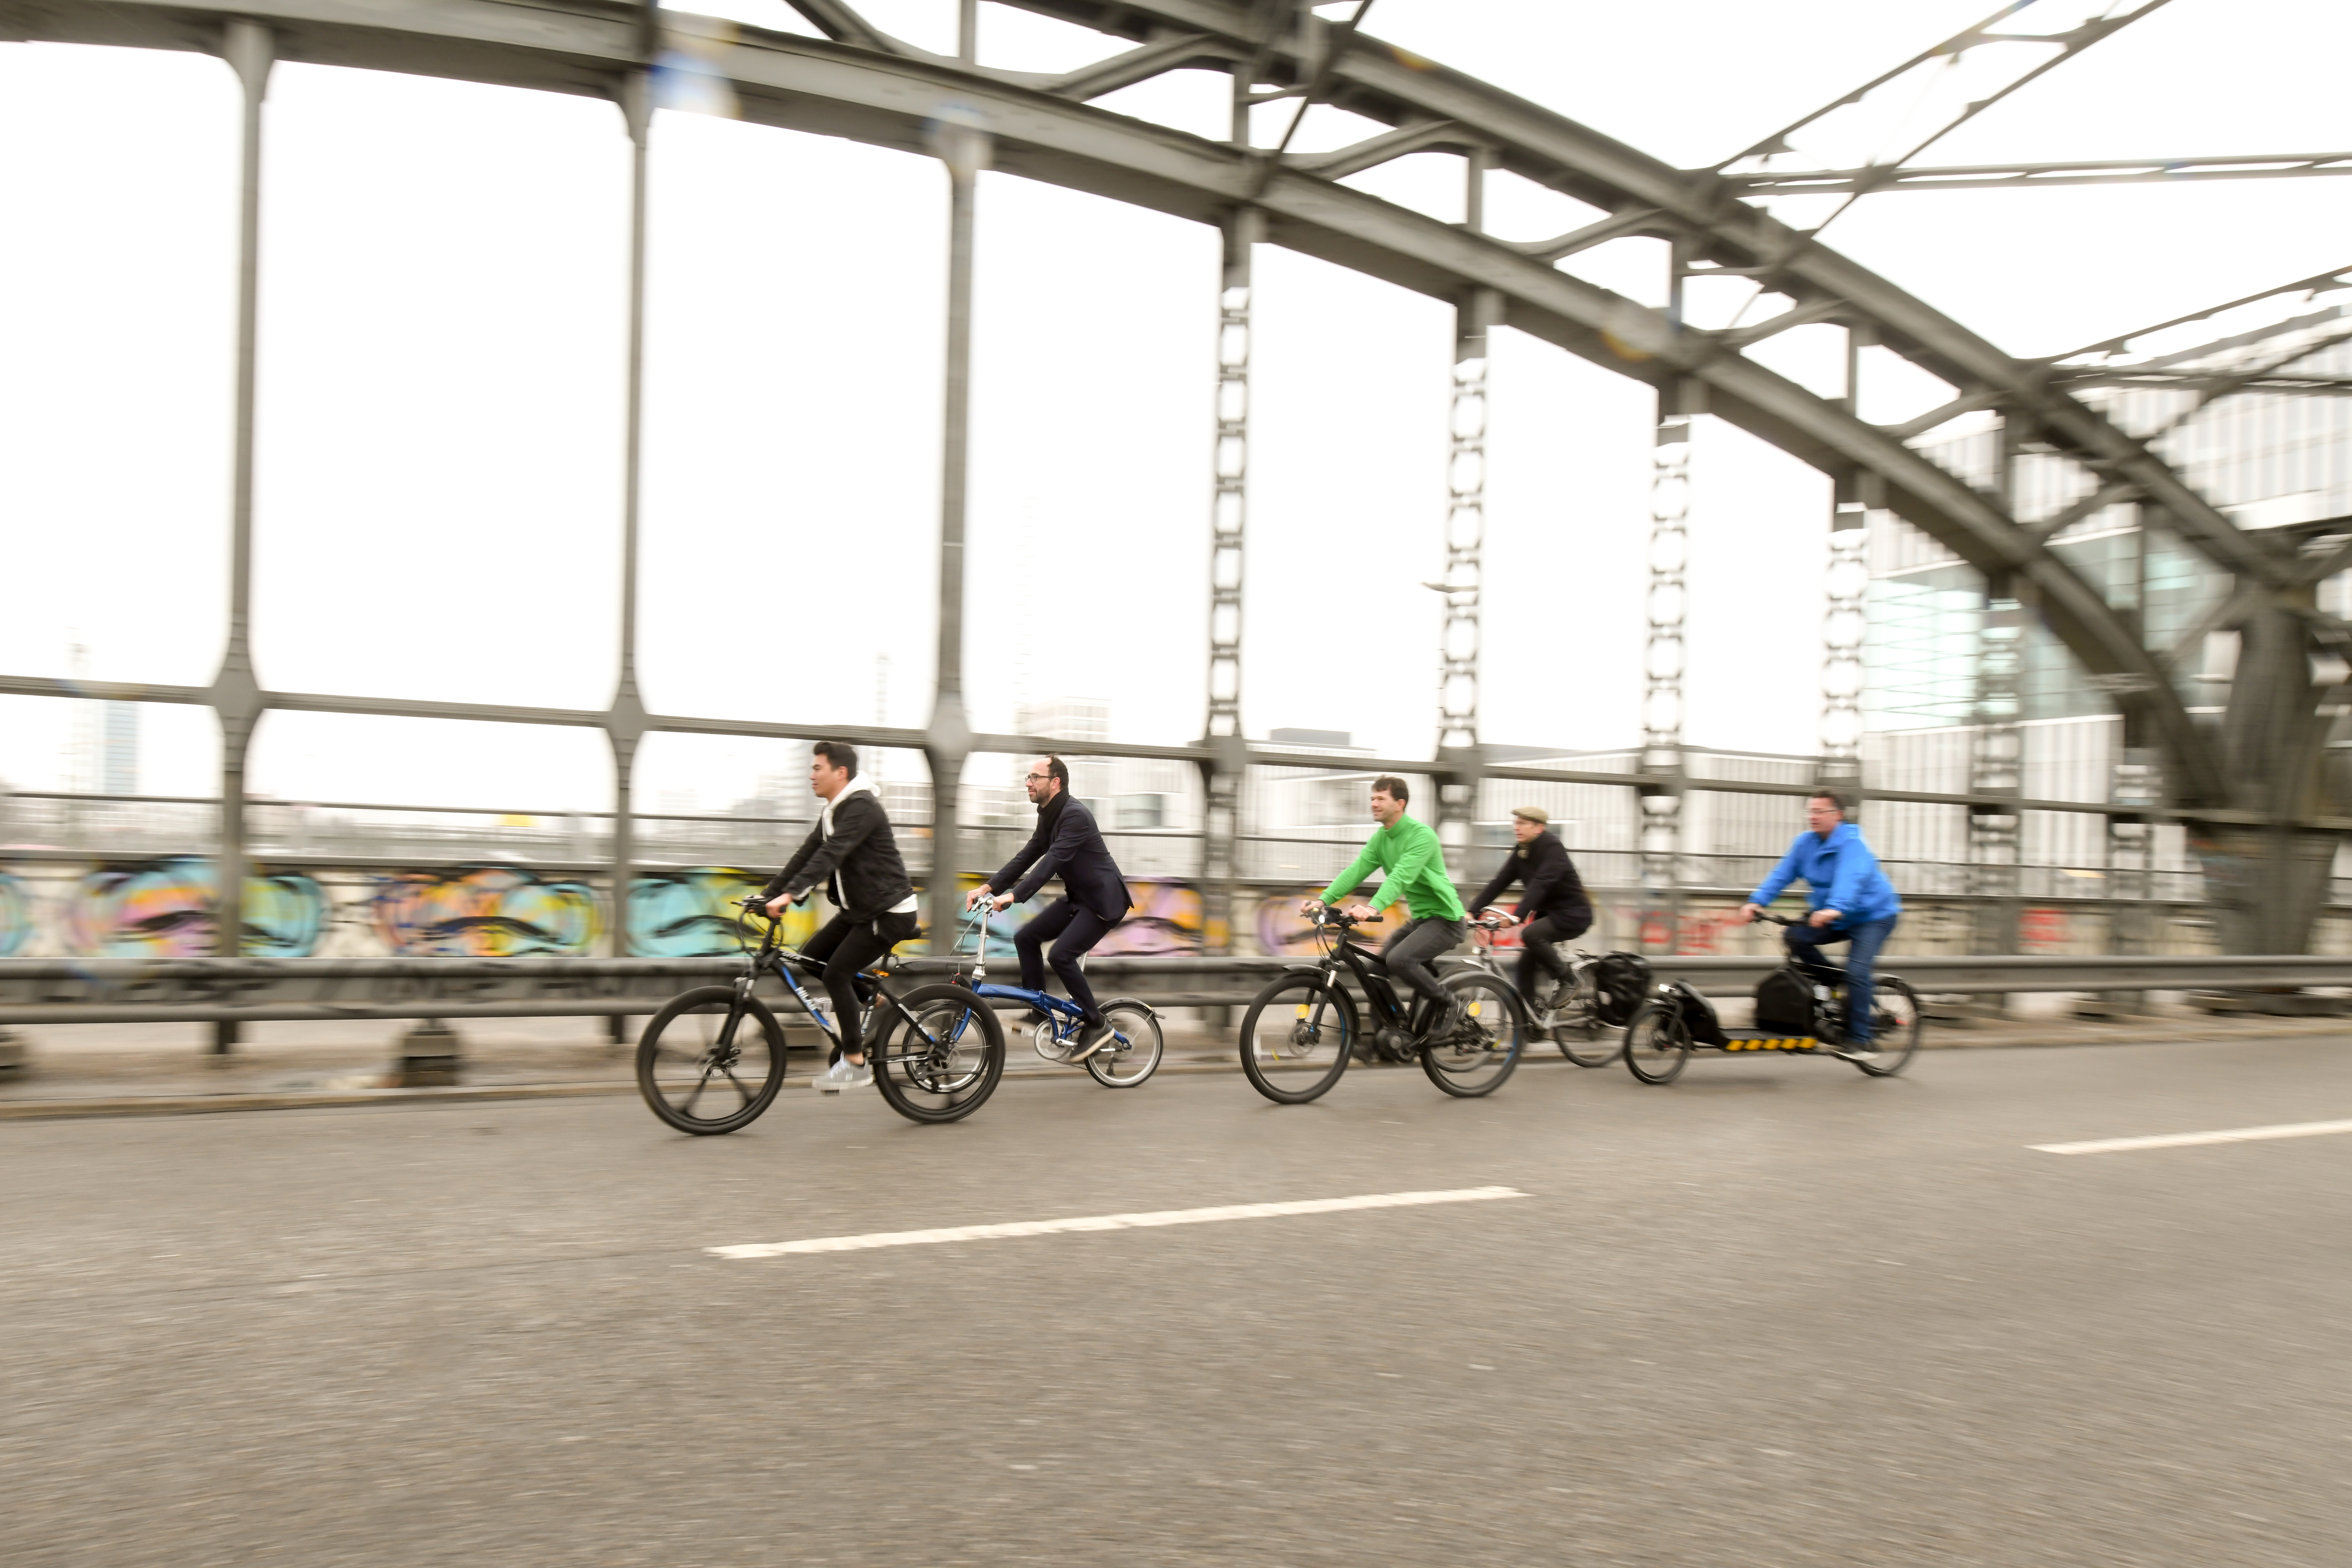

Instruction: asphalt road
[5,1038,2348,1566]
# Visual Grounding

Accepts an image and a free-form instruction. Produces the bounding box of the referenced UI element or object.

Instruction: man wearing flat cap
[1469,806,1593,1009]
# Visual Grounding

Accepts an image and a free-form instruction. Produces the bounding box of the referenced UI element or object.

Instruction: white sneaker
[818,1056,871,1092]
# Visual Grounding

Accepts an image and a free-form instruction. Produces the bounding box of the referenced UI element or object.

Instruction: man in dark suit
[1468,806,1593,1008]
[967,755,1133,1058]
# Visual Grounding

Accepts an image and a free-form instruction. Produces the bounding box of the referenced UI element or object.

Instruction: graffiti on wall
[628,869,822,956]
[0,872,29,958]
[370,866,603,957]
[61,858,327,957]
[1254,890,1409,957]
[962,877,1207,960]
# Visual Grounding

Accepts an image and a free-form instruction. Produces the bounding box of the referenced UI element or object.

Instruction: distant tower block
[102,701,138,795]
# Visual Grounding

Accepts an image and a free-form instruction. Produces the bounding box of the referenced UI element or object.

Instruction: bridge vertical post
[209,20,274,1051]
[606,72,653,964]
[1818,325,1870,813]
[1434,150,1494,874]
[1196,63,1257,964]
[922,78,988,951]
[1639,375,1695,955]
[1970,569,2025,960]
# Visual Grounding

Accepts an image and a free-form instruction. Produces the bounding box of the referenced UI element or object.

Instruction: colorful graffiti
[0,872,29,958]
[370,866,603,957]
[961,877,1206,960]
[1254,889,1410,957]
[61,858,326,958]
[627,868,823,956]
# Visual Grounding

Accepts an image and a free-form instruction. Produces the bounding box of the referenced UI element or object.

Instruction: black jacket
[760,785,915,922]
[1469,828,1591,925]
[988,792,1132,923]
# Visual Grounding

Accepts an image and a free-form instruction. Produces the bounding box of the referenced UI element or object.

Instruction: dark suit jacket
[1468,828,1591,925]
[989,794,1132,923]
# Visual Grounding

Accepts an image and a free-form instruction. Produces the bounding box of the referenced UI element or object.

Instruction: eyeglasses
[1024,773,1051,783]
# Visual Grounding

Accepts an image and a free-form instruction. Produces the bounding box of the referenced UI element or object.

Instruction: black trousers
[1513,910,1591,998]
[1380,915,1466,1011]
[802,909,920,1061]
[1013,898,1122,1023]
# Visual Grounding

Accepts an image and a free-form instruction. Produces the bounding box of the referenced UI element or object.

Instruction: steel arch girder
[0,0,2225,804]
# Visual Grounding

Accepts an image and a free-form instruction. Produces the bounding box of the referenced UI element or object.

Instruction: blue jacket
[1751,822,1901,924]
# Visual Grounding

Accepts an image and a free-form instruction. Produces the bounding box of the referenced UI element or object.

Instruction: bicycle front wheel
[1850,975,1923,1077]
[1238,976,1357,1104]
[870,984,1005,1124]
[1085,999,1164,1088]
[636,985,787,1135]
[1622,998,1692,1086]
[1422,972,1524,1098]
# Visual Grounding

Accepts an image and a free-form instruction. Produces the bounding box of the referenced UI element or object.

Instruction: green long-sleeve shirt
[1320,813,1465,922]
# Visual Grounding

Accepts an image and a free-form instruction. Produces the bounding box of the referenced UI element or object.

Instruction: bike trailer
[1752,969,1816,1035]
[1591,951,1653,1027]
[1666,980,1729,1046]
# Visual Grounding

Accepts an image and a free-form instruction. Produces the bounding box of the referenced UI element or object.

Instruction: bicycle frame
[1298,917,1435,1034]
[733,902,967,1056]
[963,911,1139,1053]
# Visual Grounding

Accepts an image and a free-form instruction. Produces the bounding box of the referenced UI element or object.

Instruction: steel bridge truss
[3,0,2347,967]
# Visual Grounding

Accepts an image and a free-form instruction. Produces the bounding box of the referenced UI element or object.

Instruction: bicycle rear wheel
[1422,972,1524,1098]
[1850,975,1923,1077]
[1622,998,1692,1085]
[1085,999,1164,1088]
[1547,972,1619,1068]
[1238,976,1357,1104]
[870,983,1005,1124]
[636,985,787,1135]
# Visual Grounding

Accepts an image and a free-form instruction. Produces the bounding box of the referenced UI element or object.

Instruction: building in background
[1863,306,2352,901]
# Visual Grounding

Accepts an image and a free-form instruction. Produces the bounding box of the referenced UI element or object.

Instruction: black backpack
[1591,951,1653,1027]
[1753,969,1817,1036]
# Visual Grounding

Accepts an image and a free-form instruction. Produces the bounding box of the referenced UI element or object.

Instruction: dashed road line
[2032,1118,2352,1155]
[707,1185,1527,1260]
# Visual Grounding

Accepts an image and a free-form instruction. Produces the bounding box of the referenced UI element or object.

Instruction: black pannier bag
[1591,951,1653,1027]
[1752,968,1817,1036]
[1672,982,1729,1047]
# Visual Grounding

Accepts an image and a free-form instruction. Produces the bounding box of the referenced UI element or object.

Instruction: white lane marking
[2032,1117,2352,1156]
[707,1185,1527,1260]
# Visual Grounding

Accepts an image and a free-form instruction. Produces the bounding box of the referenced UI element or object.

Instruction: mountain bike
[635,897,1004,1131]
[1452,914,1622,1068]
[962,909,1164,1087]
[1622,911,1922,1085]
[1237,906,1524,1104]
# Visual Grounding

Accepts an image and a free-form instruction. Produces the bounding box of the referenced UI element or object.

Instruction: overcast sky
[3,0,2348,813]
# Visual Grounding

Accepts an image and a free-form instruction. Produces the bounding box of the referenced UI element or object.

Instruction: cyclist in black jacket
[761,740,919,1089]
[967,755,1133,1059]
[1468,806,1593,1007]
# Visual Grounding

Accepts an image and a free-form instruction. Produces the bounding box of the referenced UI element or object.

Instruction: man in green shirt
[1305,774,1468,1030]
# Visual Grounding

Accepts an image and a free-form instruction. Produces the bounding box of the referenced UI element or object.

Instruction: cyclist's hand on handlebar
[1343,902,1377,922]
[1739,902,1764,923]
[764,893,798,919]
[989,894,1013,913]
[1299,898,1327,916]
[964,885,991,912]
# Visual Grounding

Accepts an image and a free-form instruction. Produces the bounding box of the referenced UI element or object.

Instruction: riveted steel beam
[2,0,2243,809]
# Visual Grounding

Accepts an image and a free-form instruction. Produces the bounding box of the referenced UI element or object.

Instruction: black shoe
[1069,1018,1112,1062]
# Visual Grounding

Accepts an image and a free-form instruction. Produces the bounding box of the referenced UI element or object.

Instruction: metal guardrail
[4,954,2351,1025]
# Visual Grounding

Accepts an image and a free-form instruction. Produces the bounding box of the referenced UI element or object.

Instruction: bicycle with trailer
[1236,905,1525,1103]
[634,896,1006,1131]
[958,907,1165,1087]
[1451,912,1652,1068]
[1621,910,1923,1085]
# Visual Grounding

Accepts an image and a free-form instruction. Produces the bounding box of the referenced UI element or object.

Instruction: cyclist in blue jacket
[1739,790,1901,1054]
